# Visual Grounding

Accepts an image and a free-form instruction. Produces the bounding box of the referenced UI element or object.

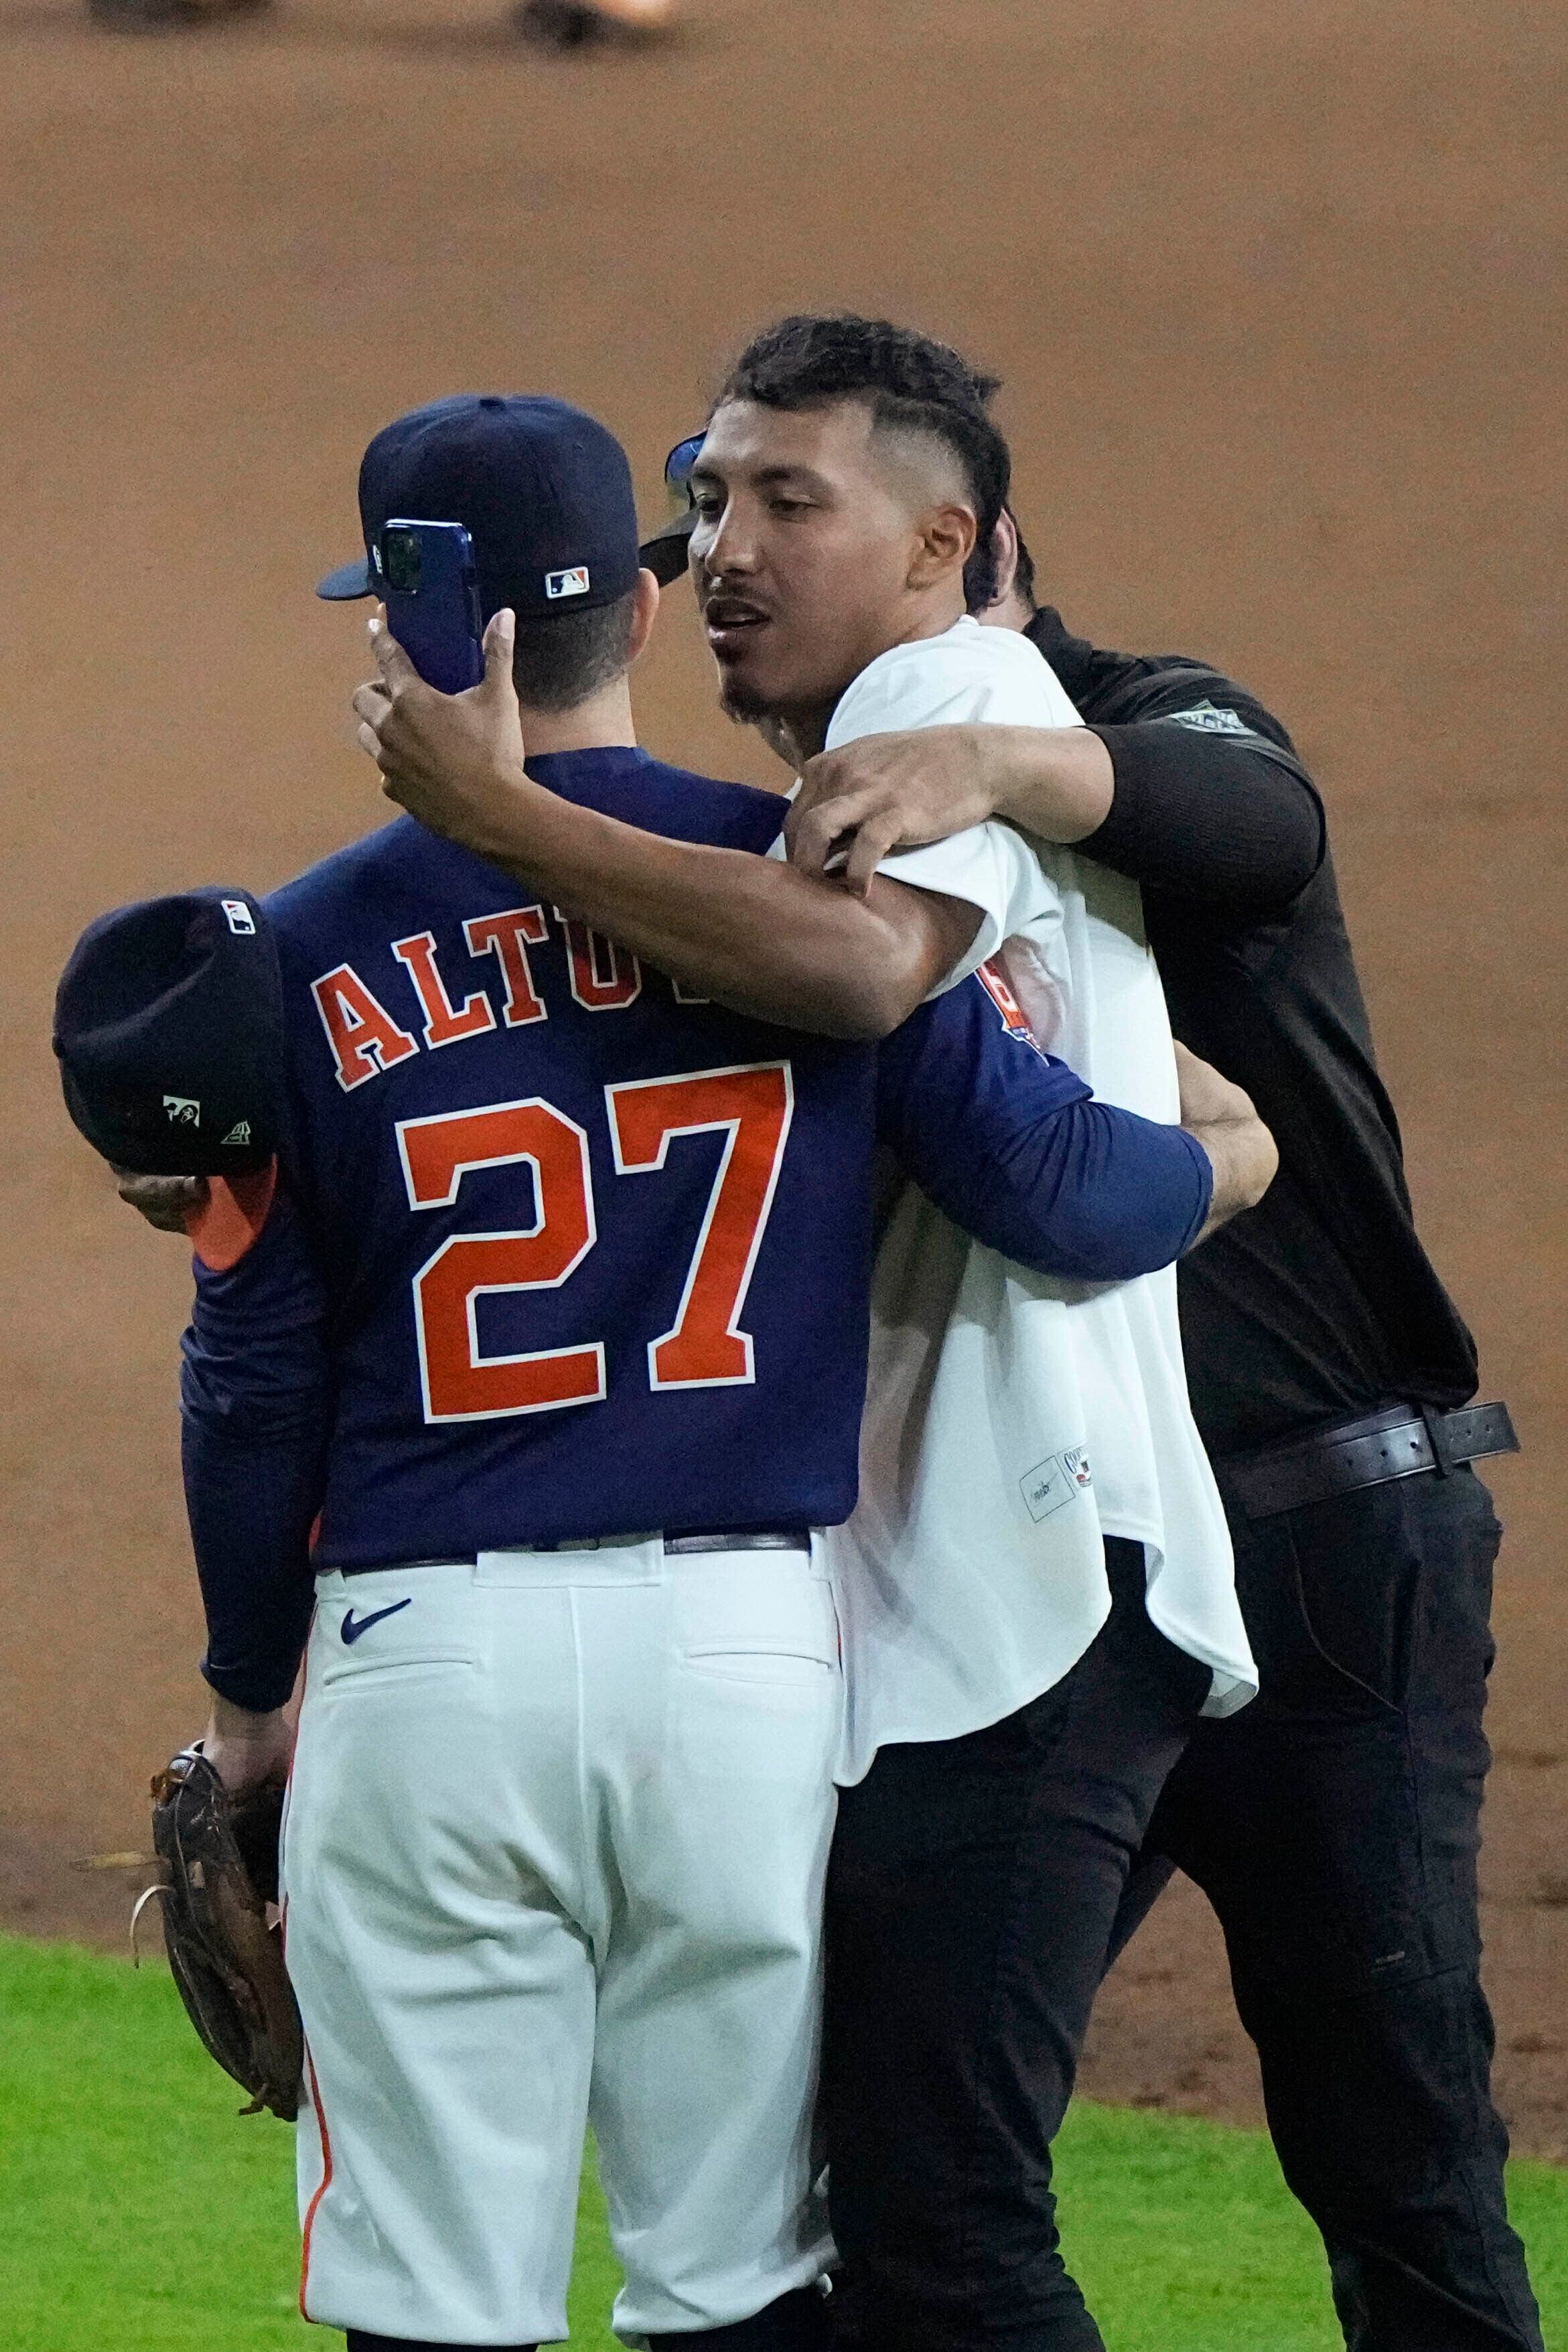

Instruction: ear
[906,501,977,592]
[626,567,663,666]
[989,509,1020,606]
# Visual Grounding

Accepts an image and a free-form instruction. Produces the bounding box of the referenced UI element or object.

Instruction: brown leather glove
[145,1747,303,2120]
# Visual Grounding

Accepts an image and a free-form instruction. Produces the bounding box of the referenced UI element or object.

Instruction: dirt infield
[2,0,1563,2156]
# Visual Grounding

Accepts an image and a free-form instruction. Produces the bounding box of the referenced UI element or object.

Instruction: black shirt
[1025,606,1479,1456]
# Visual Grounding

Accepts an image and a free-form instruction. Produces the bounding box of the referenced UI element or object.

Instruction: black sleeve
[1078,677,1327,914]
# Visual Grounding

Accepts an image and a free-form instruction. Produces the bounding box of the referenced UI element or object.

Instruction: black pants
[1110,1462,1543,2352]
[823,1537,1210,2352]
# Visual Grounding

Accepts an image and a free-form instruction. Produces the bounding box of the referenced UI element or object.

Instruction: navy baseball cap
[54,889,283,1181]
[317,394,642,621]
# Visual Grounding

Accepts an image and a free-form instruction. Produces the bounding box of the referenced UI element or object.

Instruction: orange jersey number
[397,1062,792,1424]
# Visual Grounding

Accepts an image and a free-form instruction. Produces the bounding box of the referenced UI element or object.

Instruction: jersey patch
[1019,1448,1093,1524]
[976,959,1047,1059]
[1165,701,1255,738]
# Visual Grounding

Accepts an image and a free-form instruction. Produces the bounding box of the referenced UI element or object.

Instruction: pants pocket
[314,1578,478,1689]
[1270,1495,1423,1712]
[316,1653,478,1691]
[673,1555,841,1684]
[1271,1468,1503,1717]
[682,1647,839,1685]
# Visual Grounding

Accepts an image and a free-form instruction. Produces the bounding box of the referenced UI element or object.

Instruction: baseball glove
[143,1747,303,2120]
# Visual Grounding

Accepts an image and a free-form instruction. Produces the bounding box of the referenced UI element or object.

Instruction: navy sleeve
[180,1188,333,1711]
[876,976,1214,1281]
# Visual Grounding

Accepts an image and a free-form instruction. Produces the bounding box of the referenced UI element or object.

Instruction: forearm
[181,1195,334,1712]
[464,778,967,1040]
[182,1401,328,1711]
[924,1097,1214,1282]
[983,725,1116,843]
[785,724,1113,888]
[786,714,1322,916]
[876,980,1213,1282]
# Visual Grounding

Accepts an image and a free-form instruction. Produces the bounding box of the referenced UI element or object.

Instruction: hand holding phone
[376,519,486,693]
[354,587,526,873]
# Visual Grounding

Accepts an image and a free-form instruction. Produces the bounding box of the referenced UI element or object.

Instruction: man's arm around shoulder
[356,612,981,1042]
[784,659,1326,916]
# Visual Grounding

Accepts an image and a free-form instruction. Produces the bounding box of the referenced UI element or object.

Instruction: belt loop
[1419,1403,1455,1476]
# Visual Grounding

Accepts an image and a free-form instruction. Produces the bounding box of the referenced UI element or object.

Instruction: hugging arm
[877,979,1244,1283]
[441,786,981,1041]
[788,705,1324,912]
[357,616,980,1041]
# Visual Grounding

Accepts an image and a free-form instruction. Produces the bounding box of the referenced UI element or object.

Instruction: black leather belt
[1222,1401,1518,1522]
[662,1530,812,1556]
[342,1529,812,1575]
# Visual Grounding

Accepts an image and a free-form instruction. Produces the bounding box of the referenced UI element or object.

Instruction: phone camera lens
[380,530,421,594]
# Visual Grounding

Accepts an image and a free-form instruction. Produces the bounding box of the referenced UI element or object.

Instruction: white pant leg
[285,1563,596,2347]
[585,1542,842,2339]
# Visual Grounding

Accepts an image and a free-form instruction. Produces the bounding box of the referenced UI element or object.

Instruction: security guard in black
[1027,600,1541,2352]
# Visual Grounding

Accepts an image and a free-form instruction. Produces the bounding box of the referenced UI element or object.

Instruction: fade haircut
[715,314,1012,612]
[510,591,637,713]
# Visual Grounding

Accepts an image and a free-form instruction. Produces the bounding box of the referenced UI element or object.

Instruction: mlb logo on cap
[546,567,591,600]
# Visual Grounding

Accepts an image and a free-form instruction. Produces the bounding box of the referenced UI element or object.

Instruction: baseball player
[137,391,1269,2352]
[360,318,1275,2352]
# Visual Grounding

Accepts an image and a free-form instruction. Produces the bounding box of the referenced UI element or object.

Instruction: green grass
[2,1934,1563,2351]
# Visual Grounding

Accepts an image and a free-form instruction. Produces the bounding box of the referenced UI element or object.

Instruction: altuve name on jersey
[310,906,706,1092]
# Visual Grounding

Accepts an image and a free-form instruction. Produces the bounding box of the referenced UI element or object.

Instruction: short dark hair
[715,314,1011,610]
[1009,517,1039,612]
[510,590,636,713]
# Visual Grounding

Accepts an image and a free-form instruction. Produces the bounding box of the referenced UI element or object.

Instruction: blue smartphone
[375,519,485,693]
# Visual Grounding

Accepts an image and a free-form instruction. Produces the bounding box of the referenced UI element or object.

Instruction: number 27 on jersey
[397,1061,793,1424]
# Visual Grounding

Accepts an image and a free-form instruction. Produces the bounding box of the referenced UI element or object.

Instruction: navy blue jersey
[182,748,1212,1707]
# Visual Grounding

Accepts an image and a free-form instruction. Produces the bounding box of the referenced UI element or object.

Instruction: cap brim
[316,557,376,600]
[640,510,695,587]
[185,1163,279,1272]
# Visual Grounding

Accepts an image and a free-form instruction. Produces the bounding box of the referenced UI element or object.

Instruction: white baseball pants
[282,1540,841,2346]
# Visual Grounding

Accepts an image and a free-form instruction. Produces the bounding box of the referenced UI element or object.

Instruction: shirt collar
[524,745,652,792]
[1023,605,1095,699]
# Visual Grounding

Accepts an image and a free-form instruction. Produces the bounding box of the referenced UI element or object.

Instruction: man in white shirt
[355,317,1274,2352]
[682,315,1257,2352]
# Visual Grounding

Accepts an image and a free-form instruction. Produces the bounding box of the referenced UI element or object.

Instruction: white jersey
[825,616,1257,1785]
